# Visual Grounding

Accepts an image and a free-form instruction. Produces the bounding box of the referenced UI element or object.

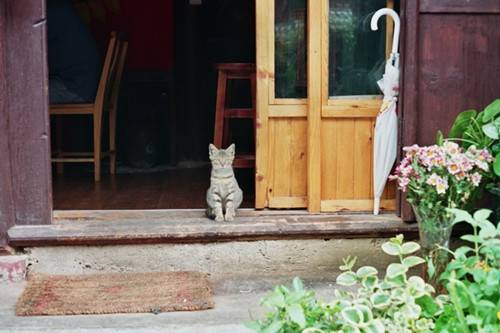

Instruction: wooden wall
[0,0,52,246]
[400,0,500,220]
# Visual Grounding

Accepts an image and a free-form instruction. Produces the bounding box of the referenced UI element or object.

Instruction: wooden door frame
[0,0,52,247]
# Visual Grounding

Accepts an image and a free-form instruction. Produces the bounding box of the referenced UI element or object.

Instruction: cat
[206,143,243,221]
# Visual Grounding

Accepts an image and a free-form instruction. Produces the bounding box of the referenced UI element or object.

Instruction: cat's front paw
[224,209,235,221]
[215,214,224,222]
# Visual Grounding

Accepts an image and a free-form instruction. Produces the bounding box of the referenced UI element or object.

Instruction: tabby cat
[206,144,243,221]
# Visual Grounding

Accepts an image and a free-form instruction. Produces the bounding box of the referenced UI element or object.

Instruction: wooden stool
[213,63,256,168]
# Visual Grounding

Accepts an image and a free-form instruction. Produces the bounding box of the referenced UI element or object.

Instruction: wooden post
[1,0,52,234]
[0,2,15,246]
[307,0,321,212]
[255,0,270,208]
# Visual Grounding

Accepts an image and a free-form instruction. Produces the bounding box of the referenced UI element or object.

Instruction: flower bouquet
[390,141,493,287]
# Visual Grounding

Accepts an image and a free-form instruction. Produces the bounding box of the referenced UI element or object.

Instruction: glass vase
[411,203,454,290]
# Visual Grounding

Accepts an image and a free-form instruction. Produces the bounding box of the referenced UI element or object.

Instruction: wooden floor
[53,167,255,210]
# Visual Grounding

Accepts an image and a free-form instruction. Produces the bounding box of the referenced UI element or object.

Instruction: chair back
[108,40,128,110]
[94,32,119,109]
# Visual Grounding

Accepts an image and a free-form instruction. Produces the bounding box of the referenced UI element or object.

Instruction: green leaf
[449,109,477,138]
[494,154,500,176]
[482,99,500,122]
[287,303,306,328]
[447,208,475,225]
[403,256,426,268]
[341,307,364,325]
[244,321,262,332]
[473,209,492,222]
[362,275,378,290]
[483,123,499,139]
[370,292,391,309]
[263,290,286,308]
[358,305,374,323]
[461,234,483,243]
[416,295,439,316]
[427,257,436,278]
[466,315,483,326]
[340,256,357,271]
[336,271,358,286]
[292,277,304,292]
[381,242,401,256]
[263,319,283,333]
[386,263,408,279]
[436,130,444,145]
[479,220,497,239]
[401,242,421,255]
[364,319,385,333]
[356,266,378,279]
[454,246,474,259]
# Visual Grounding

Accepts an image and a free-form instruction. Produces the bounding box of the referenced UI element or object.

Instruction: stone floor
[0,277,337,333]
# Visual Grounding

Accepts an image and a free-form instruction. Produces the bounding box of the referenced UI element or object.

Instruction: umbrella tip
[373,198,381,215]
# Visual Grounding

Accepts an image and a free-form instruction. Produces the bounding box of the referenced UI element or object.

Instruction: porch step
[22,238,407,281]
[7,209,417,247]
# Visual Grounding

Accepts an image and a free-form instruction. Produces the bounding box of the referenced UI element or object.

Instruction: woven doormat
[16,271,213,316]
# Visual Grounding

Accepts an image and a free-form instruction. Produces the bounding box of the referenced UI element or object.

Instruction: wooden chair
[51,32,128,182]
[213,63,256,168]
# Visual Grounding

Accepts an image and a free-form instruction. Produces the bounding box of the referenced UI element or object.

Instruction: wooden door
[256,0,396,212]
[255,0,309,209]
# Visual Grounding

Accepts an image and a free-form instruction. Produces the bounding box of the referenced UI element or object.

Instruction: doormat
[16,271,214,316]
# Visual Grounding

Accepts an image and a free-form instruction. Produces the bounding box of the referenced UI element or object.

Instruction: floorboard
[53,167,255,210]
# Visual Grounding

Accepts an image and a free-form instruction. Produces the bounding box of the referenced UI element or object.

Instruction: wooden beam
[0,2,15,246]
[255,0,271,208]
[420,0,500,14]
[8,212,417,247]
[269,104,307,118]
[307,0,322,212]
[321,199,396,213]
[2,0,52,227]
[400,0,419,222]
[268,196,307,208]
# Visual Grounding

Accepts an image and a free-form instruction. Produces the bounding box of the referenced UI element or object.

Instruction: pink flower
[469,172,482,187]
[444,141,460,155]
[426,173,441,186]
[426,174,448,194]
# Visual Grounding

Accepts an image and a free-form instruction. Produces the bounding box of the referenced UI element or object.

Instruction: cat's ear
[226,143,235,157]
[209,144,218,158]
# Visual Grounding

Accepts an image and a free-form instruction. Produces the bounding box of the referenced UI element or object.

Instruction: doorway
[49,0,256,210]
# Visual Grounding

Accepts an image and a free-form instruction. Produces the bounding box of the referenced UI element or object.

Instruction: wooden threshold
[8,209,417,247]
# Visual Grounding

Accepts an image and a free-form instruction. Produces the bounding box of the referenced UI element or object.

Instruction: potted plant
[390,142,493,288]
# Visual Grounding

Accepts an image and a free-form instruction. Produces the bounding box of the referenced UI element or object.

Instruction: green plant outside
[247,235,447,333]
[448,99,500,215]
[247,209,500,333]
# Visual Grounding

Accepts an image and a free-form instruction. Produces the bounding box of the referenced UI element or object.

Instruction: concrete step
[24,238,396,280]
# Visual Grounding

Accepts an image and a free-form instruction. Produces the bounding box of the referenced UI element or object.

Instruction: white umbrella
[371,8,400,215]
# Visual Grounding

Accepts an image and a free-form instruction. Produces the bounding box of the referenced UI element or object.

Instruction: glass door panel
[275,0,307,99]
[328,0,387,97]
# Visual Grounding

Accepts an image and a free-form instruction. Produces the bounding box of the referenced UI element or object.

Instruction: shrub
[246,235,446,333]
[434,209,500,333]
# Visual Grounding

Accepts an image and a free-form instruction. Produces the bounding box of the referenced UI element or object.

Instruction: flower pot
[411,203,453,290]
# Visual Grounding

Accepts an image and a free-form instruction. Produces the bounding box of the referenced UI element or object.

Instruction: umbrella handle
[370,8,400,55]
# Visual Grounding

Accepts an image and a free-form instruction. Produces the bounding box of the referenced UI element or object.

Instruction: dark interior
[50,0,256,209]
